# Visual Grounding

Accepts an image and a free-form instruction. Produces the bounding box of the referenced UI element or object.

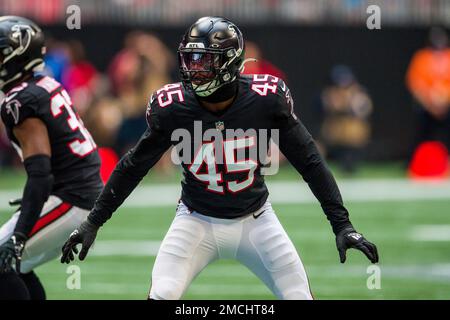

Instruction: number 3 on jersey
[188,137,257,194]
[50,90,97,157]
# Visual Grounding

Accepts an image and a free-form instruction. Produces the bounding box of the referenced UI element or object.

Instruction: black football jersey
[0,75,103,209]
[90,73,350,230]
[146,74,299,218]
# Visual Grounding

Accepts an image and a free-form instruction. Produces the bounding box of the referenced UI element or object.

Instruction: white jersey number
[50,90,97,157]
[188,137,257,194]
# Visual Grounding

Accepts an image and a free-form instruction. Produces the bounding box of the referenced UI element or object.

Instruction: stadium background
[1,0,450,299]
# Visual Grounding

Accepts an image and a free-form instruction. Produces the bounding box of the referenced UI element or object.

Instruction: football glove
[336,227,379,263]
[0,234,26,273]
[8,198,22,207]
[61,219,99,264]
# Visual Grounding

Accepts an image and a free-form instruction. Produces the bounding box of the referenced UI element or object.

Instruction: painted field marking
[2,179,450,211]
[411,225,450,241]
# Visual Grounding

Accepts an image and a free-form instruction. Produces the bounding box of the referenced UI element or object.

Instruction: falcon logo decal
[5,99,21,125]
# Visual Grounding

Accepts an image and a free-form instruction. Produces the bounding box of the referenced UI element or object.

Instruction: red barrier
[409,141,449,179]
[98,147,119,184]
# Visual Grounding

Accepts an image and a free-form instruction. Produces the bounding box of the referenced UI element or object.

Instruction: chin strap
[197,80,238,103]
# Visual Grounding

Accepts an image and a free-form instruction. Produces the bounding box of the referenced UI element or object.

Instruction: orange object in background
[409,141,449,179]
[98,147,119,184]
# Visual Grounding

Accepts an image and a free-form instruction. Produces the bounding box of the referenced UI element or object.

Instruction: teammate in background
[62,17,378,300]
[0,16,103,299]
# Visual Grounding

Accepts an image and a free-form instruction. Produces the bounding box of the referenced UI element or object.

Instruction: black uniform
[0,75,103,210]
[90,74,352,234]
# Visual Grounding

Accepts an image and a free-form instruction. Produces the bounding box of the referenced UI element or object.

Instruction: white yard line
[89,240,161,257]
[41,235,450,283]
[1,178,450,211]
[411,225,450,241]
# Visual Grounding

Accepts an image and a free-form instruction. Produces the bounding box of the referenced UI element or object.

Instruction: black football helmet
[0,16,45,90]
[178,16,246,97]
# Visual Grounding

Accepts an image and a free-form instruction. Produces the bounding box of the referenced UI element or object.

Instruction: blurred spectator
[108,31,175,155]
[318,65,373,174]
[43,37,70,83]
[242,41,286,80]
[62,40,101,117]
[84,97,123,148]
[406,27,450,153]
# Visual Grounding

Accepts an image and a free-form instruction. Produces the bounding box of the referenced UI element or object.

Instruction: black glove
[61,219,99,264]
[0,234,26,273]
[8,198,22,207]
[336,227,379,263]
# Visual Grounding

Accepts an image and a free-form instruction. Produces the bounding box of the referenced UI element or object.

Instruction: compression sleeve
[279,121,354,234]
[274,80,354,235]
[14,155,54,238]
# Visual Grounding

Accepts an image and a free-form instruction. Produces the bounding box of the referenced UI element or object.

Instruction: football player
[62,17,378,300]
[0,16,103,299]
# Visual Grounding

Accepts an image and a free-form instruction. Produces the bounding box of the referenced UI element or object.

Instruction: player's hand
[0,234,26,273]
[8,198,22,207]
[61,219,99,263]
[336,227,379,264]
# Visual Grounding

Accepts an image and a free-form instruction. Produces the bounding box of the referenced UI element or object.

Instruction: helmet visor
[179,50,223,85]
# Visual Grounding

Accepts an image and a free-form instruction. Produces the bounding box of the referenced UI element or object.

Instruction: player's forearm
[14,155,54,238]
[280,123,353,234]
[301,159,353,234]
[88,155,147,226]
[88,129,170,227]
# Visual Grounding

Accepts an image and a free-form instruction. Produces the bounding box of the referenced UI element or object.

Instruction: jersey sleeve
[273,80,353,235]
[1,89,40,128]
[146,93,163,132]
[272,79,299,131]
[88,95,172,227]
[145,91,176,139]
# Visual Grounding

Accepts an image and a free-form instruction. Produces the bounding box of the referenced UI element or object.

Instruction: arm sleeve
[274,82,354,235]
[88,99,172,226]
[14,155,54,238]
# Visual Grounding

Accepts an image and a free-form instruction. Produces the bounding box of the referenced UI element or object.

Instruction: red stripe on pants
[28,202,73,237]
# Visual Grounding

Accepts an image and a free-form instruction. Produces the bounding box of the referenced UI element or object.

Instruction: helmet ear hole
[226,49,236,58]
[223,73,231,81]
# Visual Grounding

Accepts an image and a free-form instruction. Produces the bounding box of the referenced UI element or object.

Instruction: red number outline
[157,83,185,108]
[251,74,279,96]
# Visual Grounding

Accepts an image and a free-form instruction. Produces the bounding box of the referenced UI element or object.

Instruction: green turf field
[1,164,450,300]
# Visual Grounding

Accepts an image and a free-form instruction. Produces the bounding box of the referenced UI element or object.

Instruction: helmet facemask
[178,46,243,97]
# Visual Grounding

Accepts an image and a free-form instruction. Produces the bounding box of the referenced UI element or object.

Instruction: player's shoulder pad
[246,74,290,99]
[249,74,292,103]
[32,76,63,96]
[267,76,297,121]
[1,81,38,126]
[1,76,65,126]
[146,82,185,129]
[275,77,294,110]
[148,82,186,110]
